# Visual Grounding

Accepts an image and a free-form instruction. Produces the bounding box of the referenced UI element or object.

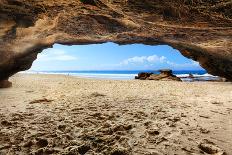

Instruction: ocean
[24,70,219,81]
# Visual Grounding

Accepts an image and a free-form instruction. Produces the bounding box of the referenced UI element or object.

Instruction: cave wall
[0,0,232,83]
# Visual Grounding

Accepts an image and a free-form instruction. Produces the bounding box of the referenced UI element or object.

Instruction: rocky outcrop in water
[135,72,153,80]
[135,70,182,81]
[0,0,232,87]
[148,70,182,81]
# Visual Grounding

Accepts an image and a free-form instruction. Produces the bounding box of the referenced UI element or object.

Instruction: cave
[1,1,232,154]
[0,0,232,87]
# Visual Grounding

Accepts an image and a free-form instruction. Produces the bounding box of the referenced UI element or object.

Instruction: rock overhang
[0,0,232,86]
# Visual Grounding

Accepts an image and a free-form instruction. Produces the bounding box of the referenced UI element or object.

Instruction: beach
[0,73,231,155]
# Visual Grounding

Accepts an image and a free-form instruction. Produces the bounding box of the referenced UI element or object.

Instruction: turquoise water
[43,70,207,75]
[25,70,219,81]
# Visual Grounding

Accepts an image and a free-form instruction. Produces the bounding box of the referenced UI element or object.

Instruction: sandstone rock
[1,120,12,126]
[110,148,129,155]
[63,146,79,155]
[198,140,226,155]
[78,144,91,155]
[0,0,232,83]
[158,69,173,76]
[80,0,97,6]
[219,77,228,82]
[23,140,34,147]
[36,138,48,148]
[148,74,181,81]
[136,70,181,81]
[135,72,153,80]
[148,69,181,81]
[0,80,12,88]
[32,148,44,155]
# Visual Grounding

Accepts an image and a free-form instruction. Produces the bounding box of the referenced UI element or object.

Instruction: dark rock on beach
[135,72,153,80]
[0,80,12,88]
[135,69,181,81]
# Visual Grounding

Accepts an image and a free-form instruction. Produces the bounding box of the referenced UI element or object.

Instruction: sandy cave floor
[0,74,231,155]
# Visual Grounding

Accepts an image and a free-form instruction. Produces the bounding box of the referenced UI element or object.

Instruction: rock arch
[0,0,232,87]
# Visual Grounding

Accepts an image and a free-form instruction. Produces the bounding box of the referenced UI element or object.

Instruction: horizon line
[28,69,206,72]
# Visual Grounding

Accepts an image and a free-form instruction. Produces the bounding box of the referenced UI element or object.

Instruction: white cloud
[120,55,167,65]
[166,60,200,68]
[147,55,166,63]
[118,54,200,69]
[121,56,146,65]
[37,49,77,61]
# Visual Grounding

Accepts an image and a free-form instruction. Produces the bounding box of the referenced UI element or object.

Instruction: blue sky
[30,42,204,71]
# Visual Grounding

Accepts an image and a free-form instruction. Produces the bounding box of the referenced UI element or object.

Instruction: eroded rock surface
[0,79,12,88]
[0,0,232,83]
[148,70,182,81]
[135,72,153,80]
[135,70,182,81]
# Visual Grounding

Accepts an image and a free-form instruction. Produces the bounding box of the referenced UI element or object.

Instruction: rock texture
[135,72,153,80]
[135,69,182,81]
[148,70,182,81]
[0,79,12,88]
[0,0,232,84]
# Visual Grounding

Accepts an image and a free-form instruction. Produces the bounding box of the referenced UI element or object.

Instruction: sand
[0,73,231,155]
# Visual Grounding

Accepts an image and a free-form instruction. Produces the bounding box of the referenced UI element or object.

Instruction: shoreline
[0,73,231,154]
[19,71,221,82]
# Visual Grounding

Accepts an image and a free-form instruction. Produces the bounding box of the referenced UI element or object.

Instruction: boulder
[135,70,181,81]
[135,72,153,80]
[151,75,181,81]
[158,69,173,76]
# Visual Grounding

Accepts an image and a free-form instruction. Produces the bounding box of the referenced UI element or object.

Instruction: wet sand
[0,73,231,155]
